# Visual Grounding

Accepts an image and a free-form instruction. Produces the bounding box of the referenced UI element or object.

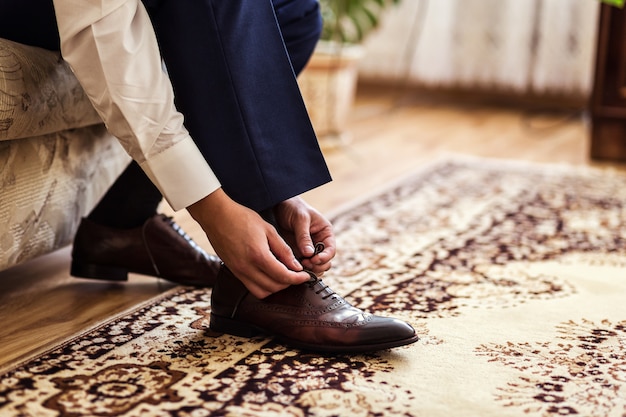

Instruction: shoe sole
[210,312,420,353]
[71,261,129,281]
[71,261,214,287]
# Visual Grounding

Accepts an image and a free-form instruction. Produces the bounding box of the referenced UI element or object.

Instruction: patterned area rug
[1,157,626,417]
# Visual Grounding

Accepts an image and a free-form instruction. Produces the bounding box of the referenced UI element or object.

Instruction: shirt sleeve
[52,0,221,211]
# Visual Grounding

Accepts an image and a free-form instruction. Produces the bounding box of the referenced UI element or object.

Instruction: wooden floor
[0,86,623,371]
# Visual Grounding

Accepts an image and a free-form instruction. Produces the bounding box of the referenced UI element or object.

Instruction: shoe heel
[210,313,265,338]
[71,261,129,282]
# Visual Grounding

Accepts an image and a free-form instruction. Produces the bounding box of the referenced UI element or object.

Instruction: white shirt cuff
[140,136,221,211]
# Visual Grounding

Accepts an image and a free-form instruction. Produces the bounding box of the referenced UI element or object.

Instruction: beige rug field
[1,157,625,417]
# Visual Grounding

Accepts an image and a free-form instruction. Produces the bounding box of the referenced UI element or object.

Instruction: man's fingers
[247,267,310,299]
[266,226,304,272]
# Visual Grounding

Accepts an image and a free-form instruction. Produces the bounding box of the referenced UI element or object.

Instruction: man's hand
[273,196,336,276]
[187,189,310,299]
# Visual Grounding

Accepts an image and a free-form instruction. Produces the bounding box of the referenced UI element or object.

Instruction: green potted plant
[600,0,623,6]
[320,0,401,44]
[298,0,400,149]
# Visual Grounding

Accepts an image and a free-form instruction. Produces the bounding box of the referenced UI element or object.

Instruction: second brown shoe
[210,265,419,353]
[71,214,221,287]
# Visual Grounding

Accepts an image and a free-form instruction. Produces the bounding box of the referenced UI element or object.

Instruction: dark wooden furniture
[590,4,626,161]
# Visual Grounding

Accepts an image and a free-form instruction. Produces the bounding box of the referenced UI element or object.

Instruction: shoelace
[304,243,337,300]
[163,216,210,257]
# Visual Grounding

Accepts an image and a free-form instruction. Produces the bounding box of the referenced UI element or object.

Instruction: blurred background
[359,0,598,100]
[297,0,626,165]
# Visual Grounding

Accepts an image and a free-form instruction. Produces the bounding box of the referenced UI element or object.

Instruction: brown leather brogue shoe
[210,265,419,353]
[71,214,221,287]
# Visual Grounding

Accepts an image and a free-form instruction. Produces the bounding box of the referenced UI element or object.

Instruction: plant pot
[298,41,364,150]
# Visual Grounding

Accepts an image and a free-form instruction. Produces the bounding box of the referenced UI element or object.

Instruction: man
[1,0,419,352]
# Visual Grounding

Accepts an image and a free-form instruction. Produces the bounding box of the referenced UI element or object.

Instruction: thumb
[295,220,315,258]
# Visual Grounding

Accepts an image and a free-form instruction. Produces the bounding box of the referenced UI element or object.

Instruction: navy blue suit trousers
[0,0,331,212]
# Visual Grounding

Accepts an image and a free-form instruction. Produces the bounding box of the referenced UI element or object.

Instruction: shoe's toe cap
[360,315,417,345]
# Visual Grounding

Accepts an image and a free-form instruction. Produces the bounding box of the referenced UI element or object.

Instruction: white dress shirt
[52,0,221,211]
